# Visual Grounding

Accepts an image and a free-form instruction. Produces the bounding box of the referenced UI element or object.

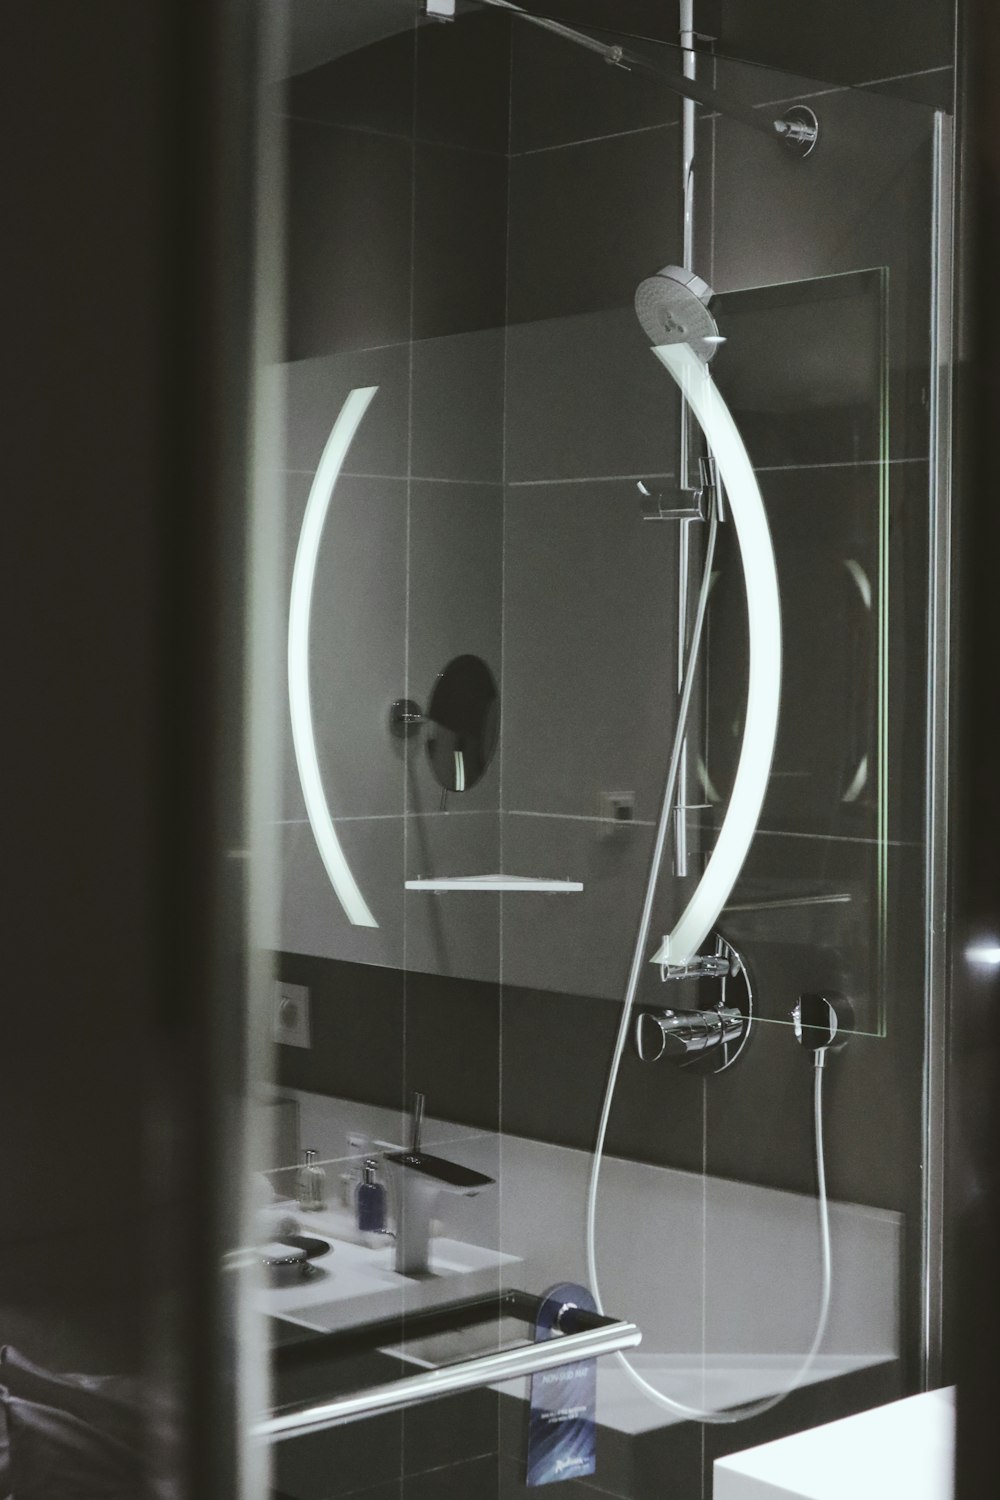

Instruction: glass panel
[247,1,948,1494]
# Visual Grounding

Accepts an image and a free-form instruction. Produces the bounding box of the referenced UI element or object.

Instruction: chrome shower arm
[468,0,815,148]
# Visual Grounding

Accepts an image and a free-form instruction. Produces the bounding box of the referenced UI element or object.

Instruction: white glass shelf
[404,874,583,893]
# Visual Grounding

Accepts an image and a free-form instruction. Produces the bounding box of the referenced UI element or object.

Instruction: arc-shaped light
[288,386,379,928]
[650,344,781,967]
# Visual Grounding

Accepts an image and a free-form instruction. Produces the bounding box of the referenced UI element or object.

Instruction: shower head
[634,265,722,363]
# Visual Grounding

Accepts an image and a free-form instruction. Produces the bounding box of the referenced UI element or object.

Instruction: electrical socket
[273,981,310,1048]
[598,790,635,836]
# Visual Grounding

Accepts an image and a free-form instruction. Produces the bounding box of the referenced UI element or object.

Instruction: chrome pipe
[256,1318,641,1439]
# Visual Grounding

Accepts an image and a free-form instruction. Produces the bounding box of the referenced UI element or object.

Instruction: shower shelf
[405,874,583,893]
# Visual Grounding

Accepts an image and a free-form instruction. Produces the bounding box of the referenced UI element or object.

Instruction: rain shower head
[634,265,722,363]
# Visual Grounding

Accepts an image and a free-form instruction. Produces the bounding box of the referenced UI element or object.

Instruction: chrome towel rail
[257,1292,640,1440]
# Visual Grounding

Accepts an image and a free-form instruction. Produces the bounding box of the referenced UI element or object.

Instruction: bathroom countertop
[713,1386,955,1500]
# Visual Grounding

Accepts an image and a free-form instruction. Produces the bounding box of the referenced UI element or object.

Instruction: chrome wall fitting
[792,991,854,1054]
[636,934,753,1073]
[774,105,819,157]
[637,480,706,522]
[389,698,424,738]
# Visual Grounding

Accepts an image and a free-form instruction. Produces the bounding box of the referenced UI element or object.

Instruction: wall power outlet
[273,981,311,1048]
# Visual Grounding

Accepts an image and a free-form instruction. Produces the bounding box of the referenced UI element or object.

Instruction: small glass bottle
[296,1148,326,1212]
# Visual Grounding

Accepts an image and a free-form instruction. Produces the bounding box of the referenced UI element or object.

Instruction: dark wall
[952,0,1000,1494]
[518,0,955,99]
[2,3,257,1498]
[716,0,954,92]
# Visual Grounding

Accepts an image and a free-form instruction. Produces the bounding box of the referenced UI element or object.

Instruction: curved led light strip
[288,386,379,928]
[649,344,781,968]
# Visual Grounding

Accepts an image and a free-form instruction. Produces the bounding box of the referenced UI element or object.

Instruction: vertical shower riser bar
[675,0,698,876]
[679,0,698,495]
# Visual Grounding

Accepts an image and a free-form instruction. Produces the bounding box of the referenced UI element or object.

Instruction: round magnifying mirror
[425,654,499,794]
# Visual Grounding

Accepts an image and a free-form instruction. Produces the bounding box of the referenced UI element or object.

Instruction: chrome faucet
[384,1093,494,1276]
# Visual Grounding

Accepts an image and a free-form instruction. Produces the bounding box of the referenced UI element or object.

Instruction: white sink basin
[259,1204,520,1335]
[713,1386,955,1500]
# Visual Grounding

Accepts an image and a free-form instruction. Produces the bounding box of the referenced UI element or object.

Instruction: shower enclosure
[240,2,955,1495]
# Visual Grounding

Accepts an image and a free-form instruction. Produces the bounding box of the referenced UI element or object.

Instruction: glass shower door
[242,3,951,1496]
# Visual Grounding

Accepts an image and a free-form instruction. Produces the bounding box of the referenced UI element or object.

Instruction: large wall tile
[502,480,677,821]
[404,969,501,1133]
[285,21,416,137]
[507,128,679,324]
[413,143,507,340]
[275,953,405,1111]
[708,66,936,461]
[716,0,954,87]
[277,817,405,969]
[707,832,925,1043]
[411,329,505,482]
[497,816,659,1000]
[407,479,504,818]
[280,343,411,479]
[285,119,413,360]
[705,463,919,847]
[415,9,511,153]
[499,1418,704,1500]
[403,1456,495,1500]
[860,66,954,111]
[510,21,680,154]
[704,1015,921,1212]
[402,1388,500,1479]
[497,1135,707,1354]
[275,1401,403,1500]
[404,812,502,984]
[701,1171,899,1356]
[709,829,880,1035]
[711,270,887,469]
[502,1,678,47]
[282,473,407,822]
[501,987,706,1175]
[505,310,680,481]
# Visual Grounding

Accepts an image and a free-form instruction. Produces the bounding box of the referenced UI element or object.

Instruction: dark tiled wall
[276,11,509,984]
[284,14,511,362]
[716,0,955,95]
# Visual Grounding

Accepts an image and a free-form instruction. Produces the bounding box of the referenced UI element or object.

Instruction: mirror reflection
[425,653,499,794]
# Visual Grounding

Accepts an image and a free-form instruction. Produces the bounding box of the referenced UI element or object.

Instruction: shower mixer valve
[635,933,752,1073]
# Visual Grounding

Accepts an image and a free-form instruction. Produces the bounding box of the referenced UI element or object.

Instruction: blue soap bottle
[356,1157,386,1242]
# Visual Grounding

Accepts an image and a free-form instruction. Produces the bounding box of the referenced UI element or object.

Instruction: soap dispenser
[296,1148,327,1212]
[355,1157,387,1243]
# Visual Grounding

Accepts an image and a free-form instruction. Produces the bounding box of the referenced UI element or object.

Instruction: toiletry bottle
[296,1148,326,1212]
[355,1157,387,1243]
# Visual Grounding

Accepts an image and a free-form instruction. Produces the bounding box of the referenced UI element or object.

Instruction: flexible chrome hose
[584,504,833,1423]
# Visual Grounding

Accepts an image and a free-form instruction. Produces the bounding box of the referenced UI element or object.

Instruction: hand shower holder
[635,933,753,1073]
[638,459,722,523]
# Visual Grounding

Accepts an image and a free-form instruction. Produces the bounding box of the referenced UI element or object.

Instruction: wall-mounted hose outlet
[792,992,854,1055]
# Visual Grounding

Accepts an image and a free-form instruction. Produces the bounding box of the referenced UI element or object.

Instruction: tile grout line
[510,118,681,158]
[281,460,929,484]
[400,16,419,1479]
[278,109,508,160]
[496,8,515,1431]
[276,810,500,825]
[504,458,928,488]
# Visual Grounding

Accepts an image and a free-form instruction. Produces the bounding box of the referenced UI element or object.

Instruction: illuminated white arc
[649,344,781,967]
[288,386,380,928]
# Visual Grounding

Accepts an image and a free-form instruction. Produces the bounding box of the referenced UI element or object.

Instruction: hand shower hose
[584,500,833,1424]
